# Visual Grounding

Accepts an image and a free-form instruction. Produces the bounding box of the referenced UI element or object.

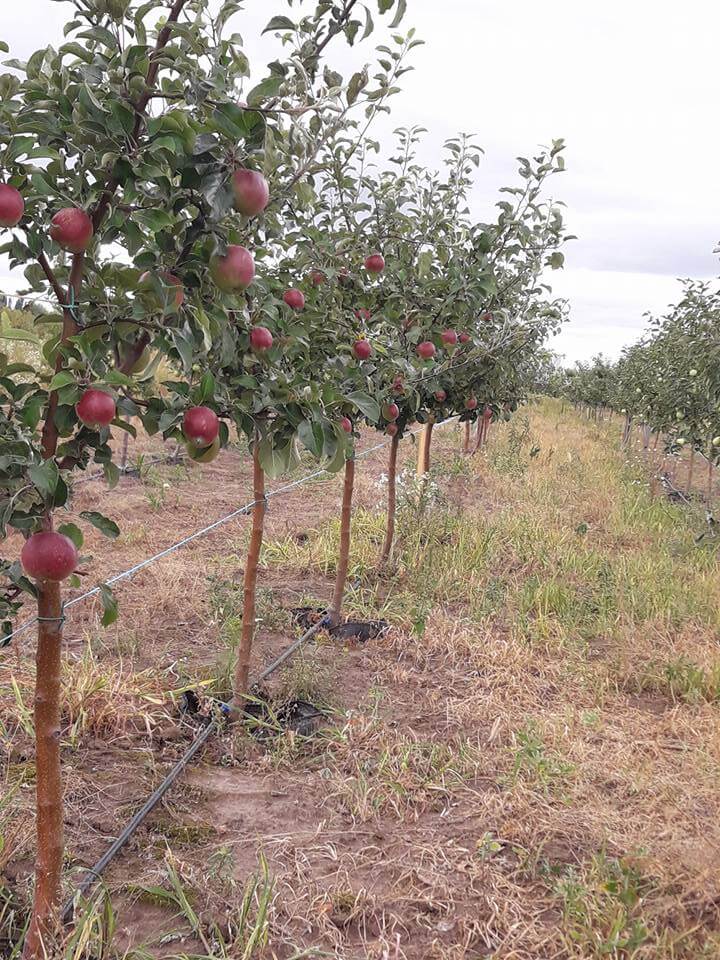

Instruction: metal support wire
[61,614,331,923]
[2,418,457,647]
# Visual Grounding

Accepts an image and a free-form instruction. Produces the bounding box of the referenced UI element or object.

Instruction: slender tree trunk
[23,581,64,960]
[232,435,266,708]
[480,416,490,450]
[707,454,713,503]
[379,434,400,567]
[119,420,131,473]
[463,420,471,454]
[422,420,434,473]
[329,456,355,626]
[472,416,484,453]
[417,419,434,477]
[686,446,695,495]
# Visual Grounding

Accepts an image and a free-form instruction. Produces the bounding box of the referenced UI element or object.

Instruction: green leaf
[99,583,118,627]
[80,511,120,539]
[257,436,290,479]
[247,74,284,106]
[28,460,59,499]
[48,371,76,391]
[262,15,295,33]
[198,371,215,402]
[103,461,121,490]
[346,391,380,423]
[0,327,40,345]
[297,419,324,458]
[389,0,407,28]
[58,523,83,550]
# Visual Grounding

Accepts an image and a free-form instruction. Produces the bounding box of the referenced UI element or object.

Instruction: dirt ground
[2,404,720,959]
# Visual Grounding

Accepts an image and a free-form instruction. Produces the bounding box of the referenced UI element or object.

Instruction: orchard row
[0,1,569,954]
[557,277,720,463]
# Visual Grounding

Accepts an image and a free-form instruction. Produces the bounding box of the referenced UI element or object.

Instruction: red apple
[210,245,255,291]
[183,406,219,447]
[434,389,447,402]
[483,404,492,419]
[76,388,116,428]
[465,397,478,411]
[354,307,371,322]
[139,270,184,311]
[186,436,221,463]
[459,332,471,344]
[481,311,493,323]
[0,184,24,227]
[416,341,436,360]
[283,288,305,310]
[382,402,399,422]
[50,207,93,254]
[21,531,78,582]
[311,270,325,286]
[232,168,270,217]
[386,423,399,437]
[340,416,353,434]
[249,325,273,351]
[364,253,385,274]
[352,339,372,361]
[441,329,458,346]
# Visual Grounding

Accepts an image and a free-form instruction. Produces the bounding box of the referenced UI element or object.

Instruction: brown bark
[707,455,714,503]
[474,417,483,452]
[379,434,400,567]
[22,581,64,960]
[463,420,471,454]
[232,437,266,708]
[421,421,434,474]
[329,456,355,626]
[686,446,695,495]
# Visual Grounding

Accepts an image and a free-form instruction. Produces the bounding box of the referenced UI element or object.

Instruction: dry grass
[2,402,720,958]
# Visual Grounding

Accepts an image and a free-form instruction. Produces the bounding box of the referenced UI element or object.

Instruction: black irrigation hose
[60,615,330,923]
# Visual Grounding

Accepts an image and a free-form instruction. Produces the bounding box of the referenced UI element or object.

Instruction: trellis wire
[2,418,457,646]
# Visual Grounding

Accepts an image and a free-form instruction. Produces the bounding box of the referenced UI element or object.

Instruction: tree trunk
[379,434,400,567]
[474,417,483,452]
[416,419,434,477]
[686,446,695,495]
[423,420,434,473]
[707,454,714,503]
[119,420,131,473]
[329,456,355,626]
[231,435,266,708]
[463,420,471,454]
[23,580,64,960]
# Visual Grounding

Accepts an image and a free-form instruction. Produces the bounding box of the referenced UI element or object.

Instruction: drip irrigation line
[60,615,331,924]
[1,418,456,647]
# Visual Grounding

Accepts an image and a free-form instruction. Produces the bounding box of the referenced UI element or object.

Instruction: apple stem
[379,433,400,567]
[23,580,64,960]
[329,456,355,627]
[232,434,266,710]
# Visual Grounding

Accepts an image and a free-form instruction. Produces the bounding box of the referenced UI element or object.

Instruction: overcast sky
[4,1,719,364]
